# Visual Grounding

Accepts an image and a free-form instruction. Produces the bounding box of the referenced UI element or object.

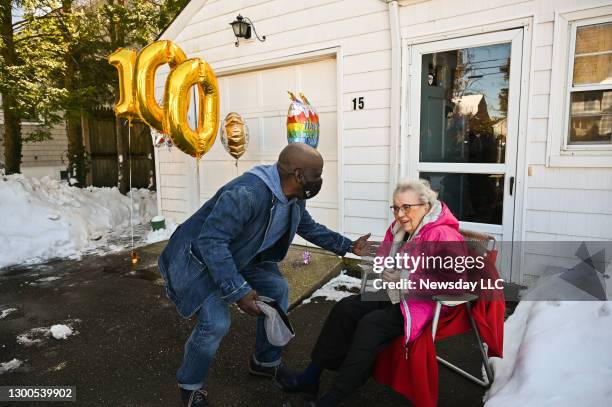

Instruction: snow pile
[485,301,612,407]
[303,272,362,304]
[16,320,79,346]
[0,174,157,269]
[16,327,49,346]
[0,359,22,374]
[49,324,72,340]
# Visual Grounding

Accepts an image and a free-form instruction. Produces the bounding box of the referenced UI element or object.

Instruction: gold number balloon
[108,48,138,119]
[220,112,249,160]
[163,58,220,159]
[134,40,187,132]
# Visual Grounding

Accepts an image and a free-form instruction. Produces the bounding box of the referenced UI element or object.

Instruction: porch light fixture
[230,14,266,47]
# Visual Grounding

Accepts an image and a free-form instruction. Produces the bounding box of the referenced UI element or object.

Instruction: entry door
[407,29,523,278]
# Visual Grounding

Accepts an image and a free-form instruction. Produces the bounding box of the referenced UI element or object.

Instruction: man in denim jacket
[158,143,370,406]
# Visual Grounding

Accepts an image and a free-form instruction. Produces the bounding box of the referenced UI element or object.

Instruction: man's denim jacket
[158,172,352,318]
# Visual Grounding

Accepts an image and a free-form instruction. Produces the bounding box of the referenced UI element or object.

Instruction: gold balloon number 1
[108,40,220,159]
[108,48,137,119]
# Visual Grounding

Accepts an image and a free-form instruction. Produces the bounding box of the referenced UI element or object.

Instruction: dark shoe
[248,355,290,379]
[179,387,208,407]
[273,371,319,401]
[249,356,318,400]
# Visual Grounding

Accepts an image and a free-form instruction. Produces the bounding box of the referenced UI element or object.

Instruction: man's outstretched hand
[237,290,261,316]
[351,233,372,256]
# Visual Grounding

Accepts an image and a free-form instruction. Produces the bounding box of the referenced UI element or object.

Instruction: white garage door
[198,57,339,246]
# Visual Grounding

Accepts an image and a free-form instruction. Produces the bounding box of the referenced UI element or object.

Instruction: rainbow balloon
[287,91,319,148]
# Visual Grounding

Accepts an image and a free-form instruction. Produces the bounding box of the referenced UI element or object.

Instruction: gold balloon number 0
[108,40,220,159]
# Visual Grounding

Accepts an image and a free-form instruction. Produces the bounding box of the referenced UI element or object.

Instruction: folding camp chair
[430,229,498,388]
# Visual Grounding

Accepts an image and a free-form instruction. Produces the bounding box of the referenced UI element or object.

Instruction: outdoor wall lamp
[230,14,266,47]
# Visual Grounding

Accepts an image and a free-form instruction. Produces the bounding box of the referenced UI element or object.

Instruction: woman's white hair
[393,179,438,206]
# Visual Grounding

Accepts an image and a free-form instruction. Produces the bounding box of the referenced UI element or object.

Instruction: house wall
[156,0,393,238]
[156,0,612,283]
[0,119,68,180]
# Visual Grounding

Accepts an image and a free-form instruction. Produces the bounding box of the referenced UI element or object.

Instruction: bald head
[277,142,323,179]
[276,143,324,200]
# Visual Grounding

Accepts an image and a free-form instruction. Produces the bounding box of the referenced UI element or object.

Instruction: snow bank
[303,272,362,304]
[0,174,157,269]
[485,301,612,407]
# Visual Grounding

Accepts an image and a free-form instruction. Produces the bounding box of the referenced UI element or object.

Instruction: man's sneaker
[248,355,288,378]
[179,387,209,407]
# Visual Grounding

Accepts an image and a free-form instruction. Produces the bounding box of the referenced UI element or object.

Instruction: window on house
[567,21,612,146]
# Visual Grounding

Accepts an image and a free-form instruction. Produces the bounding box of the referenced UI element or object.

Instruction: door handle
[509,176,515,196]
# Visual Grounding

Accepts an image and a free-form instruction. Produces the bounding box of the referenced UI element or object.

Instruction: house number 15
[352,97,364,110]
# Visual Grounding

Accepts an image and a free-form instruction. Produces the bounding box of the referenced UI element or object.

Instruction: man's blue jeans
[177,262,289,390]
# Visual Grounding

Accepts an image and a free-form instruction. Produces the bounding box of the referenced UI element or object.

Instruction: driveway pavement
[0,243,492,406]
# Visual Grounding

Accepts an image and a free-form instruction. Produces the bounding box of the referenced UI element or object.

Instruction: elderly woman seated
[276,179,466,406]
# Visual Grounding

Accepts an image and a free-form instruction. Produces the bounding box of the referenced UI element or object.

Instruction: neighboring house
[152,0,612,285]
[0,101,154,189]
[0,95,69,180]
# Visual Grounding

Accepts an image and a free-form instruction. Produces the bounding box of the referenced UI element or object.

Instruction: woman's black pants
[311,294,404,399]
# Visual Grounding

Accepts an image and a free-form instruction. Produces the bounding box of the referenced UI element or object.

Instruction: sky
[460,43,511,119]
[12,4,24,24]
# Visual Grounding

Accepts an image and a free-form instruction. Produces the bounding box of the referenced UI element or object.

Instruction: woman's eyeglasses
[390,203,427,215]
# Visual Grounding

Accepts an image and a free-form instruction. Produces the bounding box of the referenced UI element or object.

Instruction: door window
[420,43,511,164]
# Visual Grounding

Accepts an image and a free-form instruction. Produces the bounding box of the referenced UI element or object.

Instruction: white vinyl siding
[525,4,612,283]
[0,120,68,179]
[528,4,612,239]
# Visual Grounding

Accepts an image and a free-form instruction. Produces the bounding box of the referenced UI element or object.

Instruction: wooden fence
[85,109,155,190]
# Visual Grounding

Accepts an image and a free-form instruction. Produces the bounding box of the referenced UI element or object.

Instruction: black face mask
[299,174,322,200]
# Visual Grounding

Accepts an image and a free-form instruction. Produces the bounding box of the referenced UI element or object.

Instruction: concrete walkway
[0,242,488,406]
[132,242,345,310]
